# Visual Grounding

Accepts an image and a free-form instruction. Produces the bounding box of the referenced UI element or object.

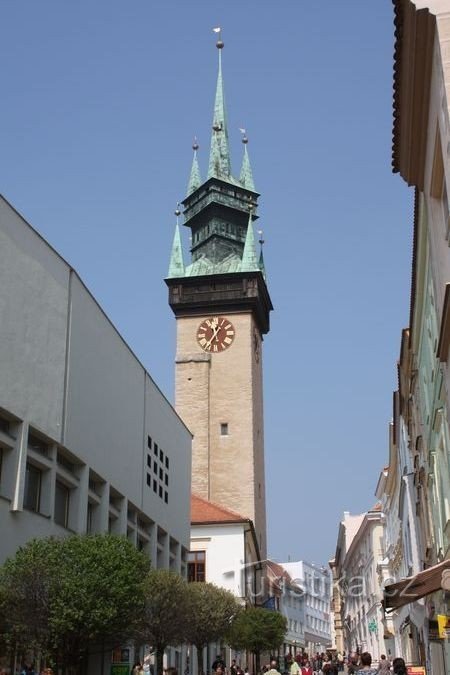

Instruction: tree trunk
[195,644,205,675]
[255,651,260,675]
[156,646,165,675]
[100,638,105,675]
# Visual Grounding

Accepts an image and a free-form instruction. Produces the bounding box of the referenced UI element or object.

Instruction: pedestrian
[230,661,238,675]
[392,658,407,675]
[355,653,377,675]
[266,661,281,675]
[377,656,390,674]
[312,654,322,675]
[347,654,358,675]
[301,661,313,675]
[289,659,300,675]
[212,657,226,673]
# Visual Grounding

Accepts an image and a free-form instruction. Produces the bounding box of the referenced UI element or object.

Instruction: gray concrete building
[0,193,192,576]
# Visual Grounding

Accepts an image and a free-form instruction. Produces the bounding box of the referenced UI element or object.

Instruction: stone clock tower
[165,34,272,557]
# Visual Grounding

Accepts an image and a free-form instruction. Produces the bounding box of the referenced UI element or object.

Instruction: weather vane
[212,26,224,49]
[239,128,248,144]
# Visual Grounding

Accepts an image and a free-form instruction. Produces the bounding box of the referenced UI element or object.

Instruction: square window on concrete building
[159,467,163,480]
[153,463,157,475]
[23,463,41,512]
[154,442,158,456]
[147,435,152,449]
[164,473,168,486]
[159,449,164,462]
[165,456,169,469]
[164,491,168,504]
[159,485,163,498]
[220,423,228,436]
[146,473,151,487]
[147,454,151,468]
[28,432,49,457]
[54,480,70,528]
[153,479,157,493]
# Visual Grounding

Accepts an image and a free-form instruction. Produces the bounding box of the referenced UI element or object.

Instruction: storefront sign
[111,665,129,675]
[437,614,450,638]
[112,648,130,664]
[406,667,426,675]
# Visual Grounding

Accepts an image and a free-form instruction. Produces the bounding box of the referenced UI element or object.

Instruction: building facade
[265,561,305,658]
[388,1,450,673]
[282,561,332,654]
[375,393,425,666]
[0,193,192,672]
[189,495,261,674]
[330,513,365,656]
[338,508,385,662]
[166,35,273,559]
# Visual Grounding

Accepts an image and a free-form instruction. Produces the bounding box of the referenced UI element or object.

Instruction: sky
[0,1,413,565]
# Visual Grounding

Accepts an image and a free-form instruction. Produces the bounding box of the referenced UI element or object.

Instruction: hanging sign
[437,614,450,638]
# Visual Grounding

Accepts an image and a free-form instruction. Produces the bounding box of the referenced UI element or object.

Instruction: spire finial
[239,128,255,191]
[167,204,185,278]
[241,207,259,272]
[208,27,232,180]
[187,138,202,195]
[213,26,224,50]
[257,229,266,279]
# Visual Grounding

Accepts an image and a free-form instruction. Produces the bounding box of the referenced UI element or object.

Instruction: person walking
[377,656,390,674]
[355,653,378,675]
[392,658,407,675]
[266,661,282,675]
[289,659,300,675]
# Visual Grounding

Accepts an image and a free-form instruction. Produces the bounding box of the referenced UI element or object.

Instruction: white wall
[190,523,246,597]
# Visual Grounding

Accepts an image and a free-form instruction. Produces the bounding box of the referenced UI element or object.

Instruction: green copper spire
[187,139,202,195]
[208,33,232,181]
[167,207,185,278]
[239,134,255,191]
[241,210,259,272]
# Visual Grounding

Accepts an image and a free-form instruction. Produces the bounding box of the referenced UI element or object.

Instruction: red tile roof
[191,494,247,524]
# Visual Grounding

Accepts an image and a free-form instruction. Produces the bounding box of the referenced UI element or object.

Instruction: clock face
[197,316,235,353]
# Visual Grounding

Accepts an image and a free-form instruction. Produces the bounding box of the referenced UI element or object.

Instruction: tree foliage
[0,535,150,669]
[184,583,241,675]
[227,607,287,670]
[139,569,189,675]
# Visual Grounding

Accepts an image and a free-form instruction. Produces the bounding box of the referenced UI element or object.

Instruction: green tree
[139,569,189,675]
[184,583,241,675]
[0,535,150,673]
[50,534,150,671]
[0,536,60,659]
[227,607,287,673]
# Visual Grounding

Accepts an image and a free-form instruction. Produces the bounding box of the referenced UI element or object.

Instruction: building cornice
[392,0,436,188]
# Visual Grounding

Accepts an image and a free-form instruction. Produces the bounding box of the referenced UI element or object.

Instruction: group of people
[233,651,408,675]
[347,652,407,675]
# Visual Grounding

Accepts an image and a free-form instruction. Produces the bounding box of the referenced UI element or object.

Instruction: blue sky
[0,1,412,564]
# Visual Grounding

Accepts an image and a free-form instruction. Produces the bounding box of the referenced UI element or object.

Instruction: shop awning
[383,559,450,611]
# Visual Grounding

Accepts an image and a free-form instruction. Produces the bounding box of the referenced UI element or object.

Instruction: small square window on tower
[220,423,228,436]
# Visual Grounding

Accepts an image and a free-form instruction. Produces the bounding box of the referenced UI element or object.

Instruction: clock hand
[205,327,219,349]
